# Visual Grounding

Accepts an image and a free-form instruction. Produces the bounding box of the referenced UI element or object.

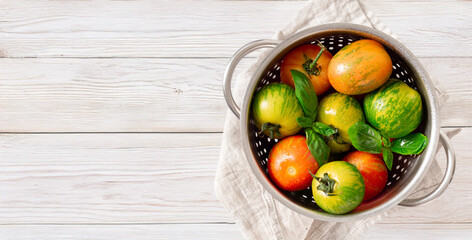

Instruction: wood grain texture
[364,223,472,240]
[0,224,244,240]
[0,0,469,58]
[0,133,229,223]
[0,58,226,132]
[0,223,470,240]
[0,128,469,224]
[0,57,470,133]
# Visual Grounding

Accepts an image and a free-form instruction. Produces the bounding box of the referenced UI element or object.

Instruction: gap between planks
[1,56,472,59]
[0,126,469,135]
[0,222,470,226]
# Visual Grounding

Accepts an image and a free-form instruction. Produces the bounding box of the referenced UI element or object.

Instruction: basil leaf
[313,122,336,137]
[291,70,318,121]
[296,117,313,128]
[382,148,393,170]
[347,121,382,154]
[305,128,329,167]
[391,133,429,155]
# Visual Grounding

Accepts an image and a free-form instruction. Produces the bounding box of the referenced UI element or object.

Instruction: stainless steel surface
[223,39,279,119]
[224,23,453,221]
[399,131,456,207]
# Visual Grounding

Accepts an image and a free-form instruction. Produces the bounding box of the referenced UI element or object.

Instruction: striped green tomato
[364,79,423,138]
[317,93,365,154]
[312,161,365,214]
[251,83,304,139]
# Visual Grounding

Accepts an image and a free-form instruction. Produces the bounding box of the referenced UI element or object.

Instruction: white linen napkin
[215,0,456,239]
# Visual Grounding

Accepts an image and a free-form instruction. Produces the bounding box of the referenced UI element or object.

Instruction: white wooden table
[0,0,470,239]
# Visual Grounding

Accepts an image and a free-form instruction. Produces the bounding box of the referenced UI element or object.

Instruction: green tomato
[252,83,304,139]
[317,93,365,153]
[312,161,365,214]
[364,79,423,138]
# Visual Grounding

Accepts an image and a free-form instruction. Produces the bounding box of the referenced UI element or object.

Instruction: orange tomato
[280,44,333,95]
[268,135,319,191]
[327,39,392,95]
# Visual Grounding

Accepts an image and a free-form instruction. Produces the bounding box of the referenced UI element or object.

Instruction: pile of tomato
[251,39,428,214]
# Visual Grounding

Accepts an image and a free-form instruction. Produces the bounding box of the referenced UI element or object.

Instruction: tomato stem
[332,132,349,145]
[308,47,324,70]
[260,122,282,139]
[303,41,327,76]
[314,173,337,196]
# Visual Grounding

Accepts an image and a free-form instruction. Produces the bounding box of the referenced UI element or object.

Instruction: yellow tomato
[317,93,365,153]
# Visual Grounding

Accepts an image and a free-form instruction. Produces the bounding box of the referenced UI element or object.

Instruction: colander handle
[399,131,456,207]
[223,39,280,118]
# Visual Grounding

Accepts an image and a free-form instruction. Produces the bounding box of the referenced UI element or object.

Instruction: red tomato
[268,135,319,191]
[343,151,388,201]
[280,44,333,95]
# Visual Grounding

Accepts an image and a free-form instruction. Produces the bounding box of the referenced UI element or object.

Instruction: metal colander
[223,24,455,221]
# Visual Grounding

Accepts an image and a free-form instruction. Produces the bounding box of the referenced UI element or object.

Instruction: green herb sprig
[347,121,428,170]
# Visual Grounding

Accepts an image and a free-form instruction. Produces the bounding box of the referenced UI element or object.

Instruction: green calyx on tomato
[348,121,428,170]
[260,122,281,139]
[302,41,327,76]
[309,171,337,196]
[311,161,365,214]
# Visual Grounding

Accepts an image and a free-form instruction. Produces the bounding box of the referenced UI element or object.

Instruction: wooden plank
[365,223,472,240]
[0,0,469,58]
[0,224,244,240]
[0,223,470,240]
[0,128,470,224]
[365,0,472,58]
[0,57,469,133]
[0,133,231,223]
[420,57,472,127]
[0,58,227,132]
